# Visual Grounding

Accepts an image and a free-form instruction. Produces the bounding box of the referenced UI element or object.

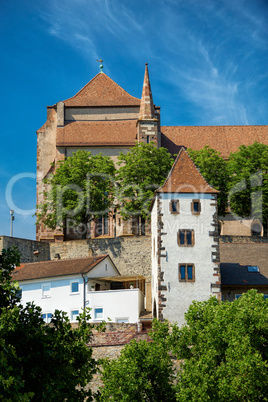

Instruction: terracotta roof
[220,242,268,283]
[63,73,140,107]
[12,255,112,281]
[158,147,218,193]
[161,125,268,158]
[56,120,137,147]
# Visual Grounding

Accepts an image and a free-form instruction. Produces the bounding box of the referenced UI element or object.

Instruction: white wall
[151,196,159,318]
[154,193,217,326]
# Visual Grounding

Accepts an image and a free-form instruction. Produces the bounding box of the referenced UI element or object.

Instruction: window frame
[94,307,104,320]
[178,264,195,282]
[169,199,180,214]
[71,309,80,322]
[178,229,195,247]
[191,199,201,215]
[42,312,52,323]
[42,283,51,298]
[70,280,79,294]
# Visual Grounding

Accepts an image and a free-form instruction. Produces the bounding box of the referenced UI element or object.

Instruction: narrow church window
[178,230,194,246]
[179,264,195,282]
[170,200,179,214]
[147,135,150,143]
[191,199,201,215]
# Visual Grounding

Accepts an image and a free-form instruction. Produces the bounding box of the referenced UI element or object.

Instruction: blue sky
[0,0,267,240]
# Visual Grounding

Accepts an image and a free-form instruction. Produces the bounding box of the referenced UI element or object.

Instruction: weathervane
[96,59,103,73]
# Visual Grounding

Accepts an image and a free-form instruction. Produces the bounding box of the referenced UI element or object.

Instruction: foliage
[170,290,268,401]
[228,142,268,236]
[36,150,116,235]
[116,143,174,219]
[98,321,176,401]
[0,248,99,401]
[0,247,21,308]
[188,146,229,217]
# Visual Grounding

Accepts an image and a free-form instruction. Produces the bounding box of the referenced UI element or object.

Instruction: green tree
[116,143,174,220]
[188,146,229,217]
[98,321,176,401]
[0,248,100,401]
[170,290,268,401]
[228,142,268,236]
[36,150,116,237]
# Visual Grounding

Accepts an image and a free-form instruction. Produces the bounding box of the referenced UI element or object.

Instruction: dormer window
[191,199,201,215]
[170,200,179,214]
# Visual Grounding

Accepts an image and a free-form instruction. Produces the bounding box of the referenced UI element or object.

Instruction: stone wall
[0,236,50,263]
[50,236,152,280]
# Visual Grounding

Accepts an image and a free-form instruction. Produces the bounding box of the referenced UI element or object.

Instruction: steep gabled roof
[13,255,120,281]
[63,73,140,107]
[56,120,137,147]
[158,147,218,193]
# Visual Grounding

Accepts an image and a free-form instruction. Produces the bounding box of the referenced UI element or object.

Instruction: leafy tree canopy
[98,291,268,402]
[0,248,99,401]
[228,142,268,236]
[170,290,268,401]
[36,150,116,235]
[98,322,176,401]
[188,146,229,217]
[116,143,174,219]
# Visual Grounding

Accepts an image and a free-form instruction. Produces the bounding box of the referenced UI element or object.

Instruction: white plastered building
[151,148,221,326]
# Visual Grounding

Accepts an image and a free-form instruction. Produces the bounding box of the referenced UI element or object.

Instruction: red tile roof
[63,73,140,107]
[56,120,138,147]
[12,255,112,281]
[161,125,268,158]
[158,147,218,193]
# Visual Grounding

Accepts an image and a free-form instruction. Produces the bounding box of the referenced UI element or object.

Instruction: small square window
[191,199,201,215]
[235,294,242,300]
[179,264,195,282]
[264,295,268,300]
[42,284,51,298]
[178,230,194,247]
[170,200,179,214]
[71,310,79,321]
[71,281,79,293]
[94,308,103,320]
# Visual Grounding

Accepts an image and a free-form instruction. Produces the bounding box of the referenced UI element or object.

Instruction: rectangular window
[71,310,79,322]
[235,294,242,300]
[94,308,103,320]
[42,313,52,323]
[179,264,195,282]
[42,283,51,298]
[71,281,79,293]
[191,199,201,215]
[178,230,194,246]
[116,318,129,323]
[170,200,179,214]
[264,295,268,300]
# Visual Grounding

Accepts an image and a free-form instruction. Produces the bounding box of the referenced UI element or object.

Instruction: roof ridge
[15,254,108,268]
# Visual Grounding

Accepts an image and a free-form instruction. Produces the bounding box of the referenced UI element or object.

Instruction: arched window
[251,221,262,236]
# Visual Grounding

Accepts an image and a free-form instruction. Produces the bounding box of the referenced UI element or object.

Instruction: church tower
[151,148,221,326]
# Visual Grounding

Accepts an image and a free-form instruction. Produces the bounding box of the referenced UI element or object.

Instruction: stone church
[36,64,268,242]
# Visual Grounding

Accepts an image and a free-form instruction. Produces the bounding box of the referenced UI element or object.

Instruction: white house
[13,255,145,324]
[151,148,221,326]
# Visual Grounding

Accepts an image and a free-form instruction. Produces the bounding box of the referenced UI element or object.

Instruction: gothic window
[191,199,201,215]
[178,229,195,246]
[170,200,179,214]
[179,264,195,282]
